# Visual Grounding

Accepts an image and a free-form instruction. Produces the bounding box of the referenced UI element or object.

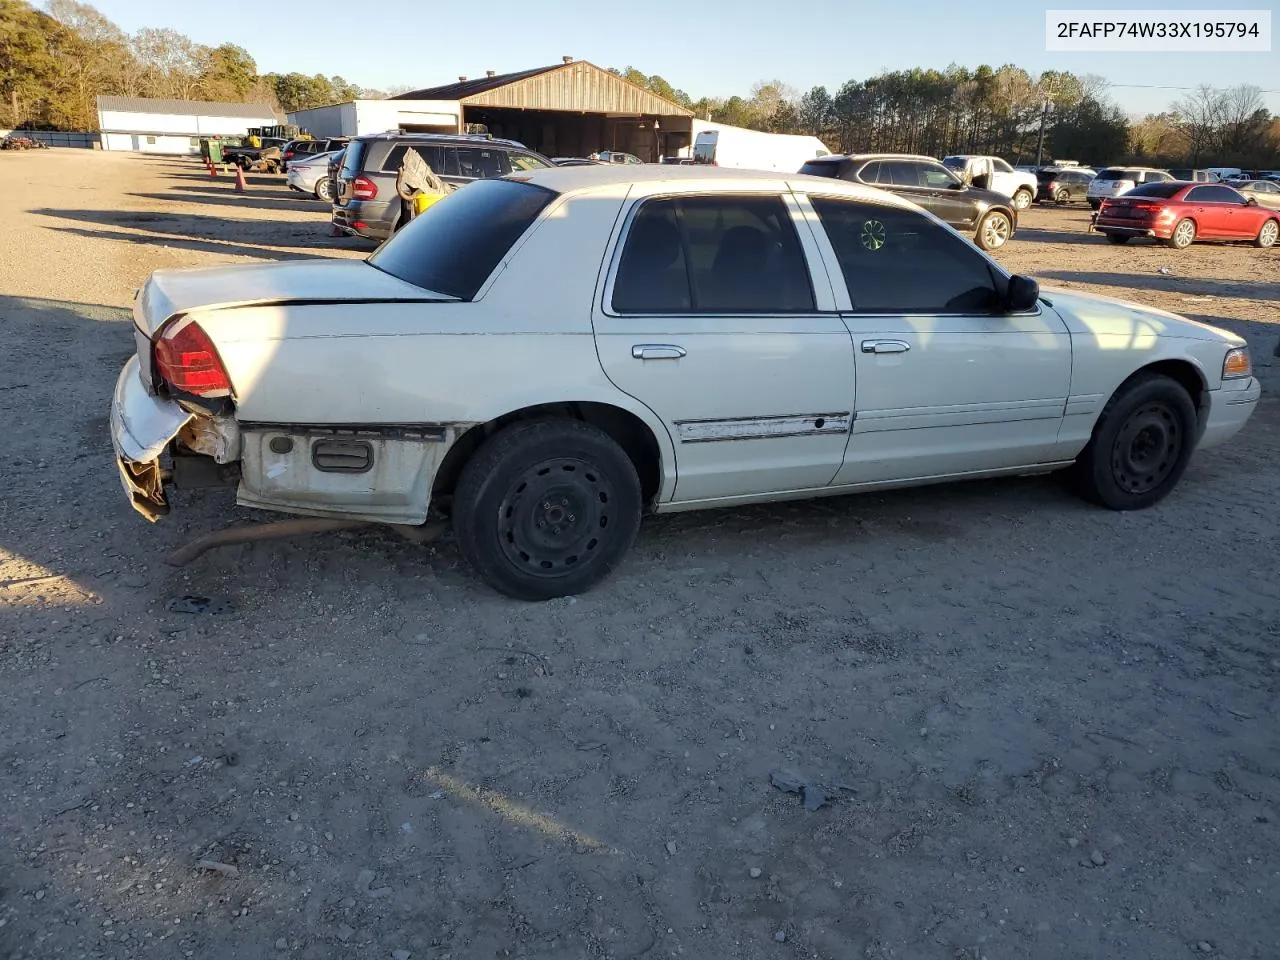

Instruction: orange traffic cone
[234,166,247,193]
[207,160,216,177]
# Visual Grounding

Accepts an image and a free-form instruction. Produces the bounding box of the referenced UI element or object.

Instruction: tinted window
[810,196,1001,314]
[1187,185,1244,203]
[340,140,367,178]
[456,147,509,178]
[1098,168,1138,181]
[368,179,555,300]
[382,144,444,173]
[1127,182,1185,199]
[856,160,882,183]
[798,158,844,178]
[883,161,922,187]
[1036,169,1059,182]
[612,195,815,314]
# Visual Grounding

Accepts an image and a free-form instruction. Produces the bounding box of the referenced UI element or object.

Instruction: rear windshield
[1036,169,1059,181]
[691,139,716,163]
[340,140,368,178]
[1098,168,1139,181]
[367,179,556,300]
[1125,182,1185,198]
[798,158,843,177]
[941,156,965,169]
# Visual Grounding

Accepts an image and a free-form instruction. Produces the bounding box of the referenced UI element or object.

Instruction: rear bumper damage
[110,357,241,522]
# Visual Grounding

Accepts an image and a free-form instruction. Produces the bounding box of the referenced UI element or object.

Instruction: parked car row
[1093,180,1280,249]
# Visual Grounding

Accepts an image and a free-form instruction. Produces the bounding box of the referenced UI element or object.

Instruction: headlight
[1222,346,1251,380]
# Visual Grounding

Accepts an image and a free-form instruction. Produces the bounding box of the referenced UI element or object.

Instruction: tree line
[3,0,1276,168]
[0,0,404,131]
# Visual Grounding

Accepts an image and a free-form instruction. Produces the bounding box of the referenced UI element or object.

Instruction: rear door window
[883,161,922,187]
[612,195,815,314]
[509,151,552,171]
[382,144,445,174]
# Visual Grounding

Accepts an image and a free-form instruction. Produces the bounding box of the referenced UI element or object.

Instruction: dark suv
[282,137,348,172]
[333,133,555,241]
[1036,167,1095,204]
[798,153,1018,250]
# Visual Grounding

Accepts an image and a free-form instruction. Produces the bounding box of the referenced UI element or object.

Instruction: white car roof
[511,164,920,211]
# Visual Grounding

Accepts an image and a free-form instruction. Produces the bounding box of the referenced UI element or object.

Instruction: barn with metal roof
[288,58,696,162]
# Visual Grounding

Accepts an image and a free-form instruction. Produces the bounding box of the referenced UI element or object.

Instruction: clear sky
[82,0,1279,117]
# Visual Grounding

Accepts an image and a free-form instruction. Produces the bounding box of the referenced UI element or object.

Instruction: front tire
[452,420,643,600]
[1071,372,1197,510]
[1166,218,1196,249]
[1255,218,1279,248]
[1012,188,1033,211]
[975,210,1013,251]
[1055,188,1070,204]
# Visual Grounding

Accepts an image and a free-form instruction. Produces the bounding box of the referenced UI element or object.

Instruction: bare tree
[1171,84,1227,165]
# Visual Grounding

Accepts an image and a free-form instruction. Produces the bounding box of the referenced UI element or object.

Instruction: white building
[287,99,463,140]
[95,97,279,154]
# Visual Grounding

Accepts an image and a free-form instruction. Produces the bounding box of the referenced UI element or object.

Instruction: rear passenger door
[592,188,856,503]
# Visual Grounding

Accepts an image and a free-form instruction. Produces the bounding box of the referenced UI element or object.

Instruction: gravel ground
[1,150,1278,960]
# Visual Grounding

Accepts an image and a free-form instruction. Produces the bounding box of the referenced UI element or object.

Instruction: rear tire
[1255,218,1279,248]
[1012,188,1033,211]
[1166,218,1196,249]
[452,420,643,600]
[1106,233,1130,244]
[314,177,333,202]
[1071,372,1197,510]
[1088,199,1101,210]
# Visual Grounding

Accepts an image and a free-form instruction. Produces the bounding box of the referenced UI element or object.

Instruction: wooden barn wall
[462,65,691,116]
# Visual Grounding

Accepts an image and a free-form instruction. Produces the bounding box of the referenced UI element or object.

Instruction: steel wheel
[1256,219,1279,248]
[496,458,616,578]
[977,211,1012,250]
[1110,401,1183,495]
[1013,189,1032,211]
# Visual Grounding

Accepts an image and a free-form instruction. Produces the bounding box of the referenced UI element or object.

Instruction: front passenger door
[801,194,1072,484]
[592,191,856,503]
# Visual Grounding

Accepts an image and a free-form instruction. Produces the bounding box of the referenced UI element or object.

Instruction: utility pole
[1035,99,1050,167]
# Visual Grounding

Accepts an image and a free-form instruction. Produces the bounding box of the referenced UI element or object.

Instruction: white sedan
[111,166,1260,599]
[285,149,340,201]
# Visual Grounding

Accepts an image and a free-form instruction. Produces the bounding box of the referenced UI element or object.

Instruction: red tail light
[284,150,294,159]
[1047,181,1059,190]
[154,317,233,398]
[352,175,377,200]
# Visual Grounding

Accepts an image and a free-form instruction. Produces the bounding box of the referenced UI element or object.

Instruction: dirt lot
[1,150,1278,960]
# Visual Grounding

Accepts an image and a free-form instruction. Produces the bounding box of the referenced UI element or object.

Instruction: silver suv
[332,133,555,241]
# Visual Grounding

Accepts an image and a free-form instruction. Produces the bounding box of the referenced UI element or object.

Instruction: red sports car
[1094,181,1280,249]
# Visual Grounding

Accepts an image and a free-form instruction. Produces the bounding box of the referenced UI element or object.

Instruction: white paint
[97,107,277,153]
[287,100,462,138]
[112,166,1259,528]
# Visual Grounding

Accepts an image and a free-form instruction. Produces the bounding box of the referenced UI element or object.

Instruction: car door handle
[632,344,686,360]
[861,339,911,354]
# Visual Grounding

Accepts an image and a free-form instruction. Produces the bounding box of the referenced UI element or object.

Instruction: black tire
[1255,218,1279,248]
[1071,372,1197,510]
[1088,199,1101,210]
[1106,233,1130,244]
[1055,188,1070,204]
[452,419,643,600]
[1166,218,1196,249]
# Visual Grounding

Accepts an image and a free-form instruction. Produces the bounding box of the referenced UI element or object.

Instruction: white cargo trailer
[688,123,832,173]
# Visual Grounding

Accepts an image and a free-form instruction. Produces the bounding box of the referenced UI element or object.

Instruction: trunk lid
[132,259,458,390]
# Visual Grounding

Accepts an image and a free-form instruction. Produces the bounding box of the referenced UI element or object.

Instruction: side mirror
[1005,275,1039,312]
